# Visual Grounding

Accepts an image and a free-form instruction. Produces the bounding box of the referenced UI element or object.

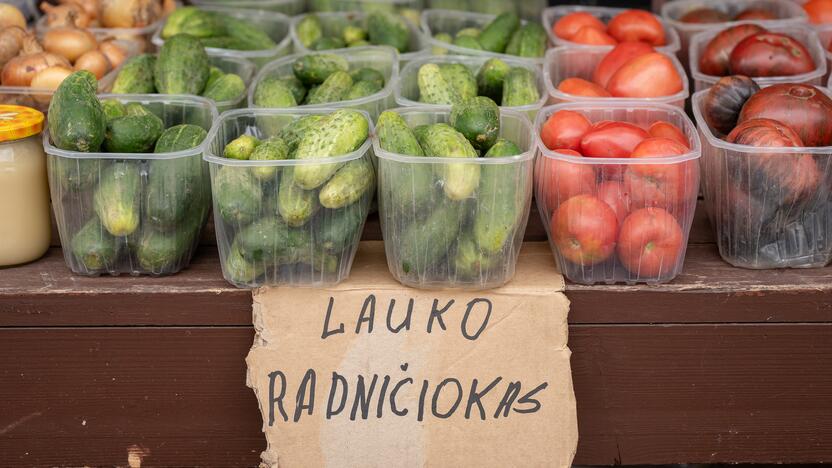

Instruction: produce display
[535,104,700,284]
[105,34,252,111]
[546,43,685,101]
[423,10,547,59]
[697,25,817,78]
[45,70,215,276]
[427,0,546,21]
[207,109,374,287]
[160,7,277,51]
[694,76,832,268]
[677,6,780,23]
[550,8,670,48]
[375,104,533,289]
[38,0,171,30]
[308,0,420,17]
[803,0,832,24]
[293,11,418,53]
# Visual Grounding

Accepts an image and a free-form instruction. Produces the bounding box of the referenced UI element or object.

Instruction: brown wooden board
[0,324,830,466]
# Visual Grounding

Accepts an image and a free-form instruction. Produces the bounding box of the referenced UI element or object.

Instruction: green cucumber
[293,110,368,189]
[316,205,365,254]
[304,70,352,104]
[501,66,540,107]
[450,96,500,151]
[293,53,349,85]
[476,58,510,102]
[473,138,524,255]
[376,111,436,214]
[344,79,382,100]
[453,35,483,50]
[504,23,546,58]
[419,123,479,201]
[94,162,141,236]
[111,54,156,94]
[417,63,462,105]
[213,166,263,225]
[477,12,519,53]
[398,198,465,275]
[70,218,119,272]
[314,37,346,50]
[367,11,410,52]
[253,77,299,108]
[154,33,210,95]
[297,14,323,48]
[249,137,290,181]
[278,168,320,227]
[103,112,164,153]
[438,63,477,101]
[202,73,246,102]
[224,16,277,50]
[318,157,374,209]
[349,67,385,88]
[48,71,105,152]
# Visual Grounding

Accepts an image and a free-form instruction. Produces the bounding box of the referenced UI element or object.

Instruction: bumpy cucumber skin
[317,205,365,253]
[319,157,374,209]
[342,25,367,45]
[476,58,510,102]
[417,63,461,105]
[112,54,156,94]
[205,66,224,89]
[235,217,291,263]
[162,7,226,39]
[431,32,452,55]
[48,71,106,153]
[502,67,540,107]
[297,14,324,48]
[224,135,260,160]
[249,137,290,181]
[449,96,500,151]
[154,34,210,95]
[344,80,382,100]
[224,241,265,285]
[276,115,323,153]
[420,123,480,201]
[202,73,246,103]
[350,67,385,88]
[452,35,483,50]
[473,138,524,254]
[70,218,118,272]
[305,70,352,104]
[293,53,349,85]
[398,198,465,275]
[314,37,346,50]
[213,166,262,225]
[453,233,500,280]
[504,23,547,58]
[104,113,165,153]
[438,63,477,101]
[477,12,519,53]
[293,110,369,190]
[278,168,320,227]
[367,11,410,53]
[136,228,195,272]
[253,77,299,108]
[101,99,126,120]
[224,16,277,51]
[94,162,141,237]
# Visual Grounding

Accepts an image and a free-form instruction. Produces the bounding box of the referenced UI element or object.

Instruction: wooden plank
[1,324,830,466]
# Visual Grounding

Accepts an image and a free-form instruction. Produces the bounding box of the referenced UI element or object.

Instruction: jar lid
[0,105,45,142]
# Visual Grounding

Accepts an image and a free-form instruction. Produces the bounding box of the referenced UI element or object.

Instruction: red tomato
[679,8,730,23]
[734,8,777,21]
[648,121,689,148]
[570,26,618,46]
[624,137,696,210]
[536,149,597,210]
[592,41,655,88]
[557,77,612,97]
[606,52,683,98]
[803,0,832,24]
[729,32,816,78]
[597,180,631,225]
[698,24,767,76]
[551,194,618,266]
[580,121,648,158]
[607,9,666,46]
[738,83,832,147]
[553,11,607,40]
[540,110,593,151]
[616,207,684,277]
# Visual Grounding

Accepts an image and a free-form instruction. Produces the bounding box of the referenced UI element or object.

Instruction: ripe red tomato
[558,77,612,97]
[607,9,666,46]
[624,137,696,210]
[679,8,730,23]
[570,26,618,46]
[701,75,760,137]
[729,32,816,77]
[551,194,618,266]
[536,149,597,210]
[597,180,631,225]
[726,118,821,202]
[592,41,655,88]
[606,52,683,98]
[580,121,649,158]
[540,110,593,151]
[738,83,832,147]
[648,121,689,148]
[803,0,832,24]
[553,12,607,40]
[617,207,684,277]
[698,24,767,76]
[734,8,777,21]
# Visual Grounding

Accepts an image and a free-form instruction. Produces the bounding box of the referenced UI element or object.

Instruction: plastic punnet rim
[661,0,808,33]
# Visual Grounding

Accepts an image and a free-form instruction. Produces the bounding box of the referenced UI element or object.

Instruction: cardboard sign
[247,242,577,468]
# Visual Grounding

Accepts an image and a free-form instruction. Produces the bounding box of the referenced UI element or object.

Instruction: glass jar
[0,105,50,267]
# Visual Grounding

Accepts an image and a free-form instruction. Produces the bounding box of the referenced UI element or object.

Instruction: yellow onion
[74,50,111,79]
[100,0,162,28]
[43,27,98,63]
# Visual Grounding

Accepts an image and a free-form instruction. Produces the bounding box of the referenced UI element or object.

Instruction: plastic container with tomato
[541,6,681,55]
[543,46,689,108]
[661,0,809,70]
[534,102,701,285]
[689,24,826,92]
[691,88,832,269]
[812,23,832,82]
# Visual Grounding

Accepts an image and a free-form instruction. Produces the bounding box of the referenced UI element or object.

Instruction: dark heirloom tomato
[699,24,767,76]
[624,137,696,210]
[536,149,597,210]
[540,110,592,151]
[729,33,816,77]
[734,9,777,21]
[580,121,649,158]
[558,77,611,97]
[571,26,618,46]
[803,0,832,24]
[727,118,821,203]
[553,12,606,40]
[648,121,689,148]
[606,52,683,98]
[552,194,618,266]
[701,75,760,136]
[592,42,654,88]
[607,9,666,46]
[738,83,832,146]
[617,207,684,277]
[598,180,631,225]
[679,8,730,24]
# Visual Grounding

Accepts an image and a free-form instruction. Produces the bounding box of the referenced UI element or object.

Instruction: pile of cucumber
[417,58,540,107]
[296,11,412,52]
[376,98,530,285]
[161,7,277,51]
[253,53,386,107]
[212,109,374,286]
[47,71,210,275]
[432,12,547,58]
[111,34,246,105]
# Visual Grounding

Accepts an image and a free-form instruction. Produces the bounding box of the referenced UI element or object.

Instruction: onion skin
[58,0,99,21]
[43,27,99,63]
[98,41,128,68]
[0,27,26,69]
[0,4,27,29]
[100,0,163,28]
[74,50,111,79]
[1,50,71,87]
[40,2,93,28]
[30,65,73,90]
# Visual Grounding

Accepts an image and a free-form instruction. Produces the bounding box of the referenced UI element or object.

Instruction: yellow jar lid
[0,105,45,142]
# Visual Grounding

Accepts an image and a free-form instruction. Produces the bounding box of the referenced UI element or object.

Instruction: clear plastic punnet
[534,102,702,285]
[99,55,255,113]
[289,11,427,64]
[395,54,546,118]
[689,24,826,92]
[691,89,832,269]
[151,7,292,68]
[543,46,690,108]
[248,46,398,120]
[45,94,218,277]
[541,6,681,55]
[191,0,305,15]
[663,0,810,71]
[815,23,832,82]
[426,0,545,21]
[375,107,535,290]
[204,108,375,288]
[420,9,548,64]
[308,0,423,13]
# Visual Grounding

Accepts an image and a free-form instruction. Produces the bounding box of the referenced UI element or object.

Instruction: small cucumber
[48,71,105,152]
[349,67,385,88]
[276,115,323,153]
[476,58,510,102]
[304,70,352,104]
[344,79,382,100]
[450,96,500,151]
[249,137,290,181]
[477,12,519,53]
[278,168,320,227]
[367,11,410,53]
[420,123,480,201]
[70,218,119,272]
[293,110,369,190]
[154,33,210,95]
[376,111,436,214]
[501,66,540,107]
[297,14,323,48]
[453,35,483,50]
[318,157,374,209]
[314,37,346,50]
[253,77,299,108]
[417,63,462,105]
[202,73,246,103]
[111,54,156,94]
[398,198,465,275]
[213,166,262,225]
[438,63,477,101]
[104,113,165,153]
[94,162,141,236]
[504,23,547,58]
[101,99,126,120]
[455,27,481,39]
[432,32,452,55]
[342,25,367,45]
[293,53,349,85]
[473,138,524,255]
[224,134,260,160]
[224,16,276,51]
